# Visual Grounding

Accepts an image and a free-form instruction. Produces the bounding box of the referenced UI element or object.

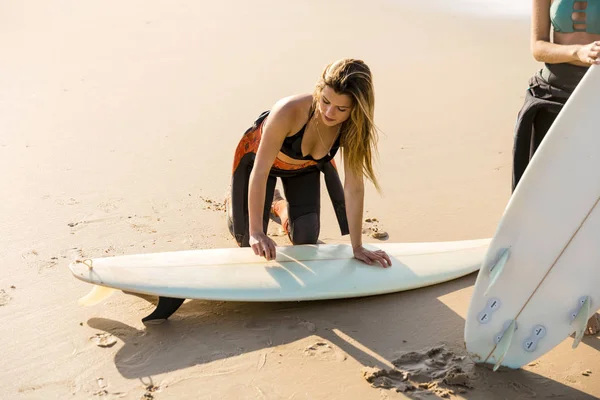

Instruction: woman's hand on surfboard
[352,246,392,268]
[249,231,277,261]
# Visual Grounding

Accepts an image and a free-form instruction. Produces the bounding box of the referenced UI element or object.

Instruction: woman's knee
[289,213,320,244]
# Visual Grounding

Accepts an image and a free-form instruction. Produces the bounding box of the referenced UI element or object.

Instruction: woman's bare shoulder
[270,94,313,123]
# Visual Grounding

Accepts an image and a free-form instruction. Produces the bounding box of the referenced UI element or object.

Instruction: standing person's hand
[249,231,277,261]
[577,41,600,65]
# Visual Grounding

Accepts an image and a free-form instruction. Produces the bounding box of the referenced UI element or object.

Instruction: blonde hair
[312,58,380,191]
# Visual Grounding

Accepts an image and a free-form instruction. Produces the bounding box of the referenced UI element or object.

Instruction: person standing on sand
[226,58,392,269]
[512,0,600,335]
[512,0,600,188]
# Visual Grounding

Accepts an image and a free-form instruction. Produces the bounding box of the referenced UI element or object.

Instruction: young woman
[512,1,600,335]
[141,59,392,324]
[512,0,600,189]
[227,58,392,268]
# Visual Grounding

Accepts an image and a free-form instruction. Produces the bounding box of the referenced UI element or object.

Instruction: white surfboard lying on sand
[70,239,490,322]
[464,65,600,370]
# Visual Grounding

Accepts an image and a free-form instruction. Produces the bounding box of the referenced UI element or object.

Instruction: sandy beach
[2,0,599,399]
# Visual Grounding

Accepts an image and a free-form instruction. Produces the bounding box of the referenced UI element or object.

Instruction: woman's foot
[586,313,600,335]
[271,189,289,234]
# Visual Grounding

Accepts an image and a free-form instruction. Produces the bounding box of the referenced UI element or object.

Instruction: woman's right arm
[531,0,600,65]
[247,99,296,260]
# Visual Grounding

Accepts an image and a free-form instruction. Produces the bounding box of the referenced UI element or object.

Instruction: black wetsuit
[512,62,588,191]
[228,109,349,247]
[140,109,351,323]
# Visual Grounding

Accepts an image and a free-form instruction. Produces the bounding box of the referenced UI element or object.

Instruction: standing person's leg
[512,107,560,193]
[530,108,559,157]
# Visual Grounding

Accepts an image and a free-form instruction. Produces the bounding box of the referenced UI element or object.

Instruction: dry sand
[1,0,599,399]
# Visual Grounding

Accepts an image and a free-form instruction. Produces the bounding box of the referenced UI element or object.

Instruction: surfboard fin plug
[476,297,501,325]
[523,325,547,353]
[570,296,592,349]
[142,296,185,325]
[492,319,517,371]
[485,247,510,295]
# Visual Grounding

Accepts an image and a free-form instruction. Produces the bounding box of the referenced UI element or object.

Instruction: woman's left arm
[343,155,392,268]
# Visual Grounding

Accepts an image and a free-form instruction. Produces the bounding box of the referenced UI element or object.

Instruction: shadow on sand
[85,272,599,399]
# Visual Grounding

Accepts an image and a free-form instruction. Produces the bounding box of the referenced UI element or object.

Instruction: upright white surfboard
[464,65,600,370]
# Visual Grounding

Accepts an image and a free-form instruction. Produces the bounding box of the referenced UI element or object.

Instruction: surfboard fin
[485,247,510,295]
[492,319,517,371]
[142,296,185,324]
[570,296,592,349]
[78,285,117,306]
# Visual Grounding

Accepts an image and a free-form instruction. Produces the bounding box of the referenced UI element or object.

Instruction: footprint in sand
[151,202,169,214]
[91,378,127,398]
[97,197,123,213]
[362,367,415,393]
[303,341,346,361]
[243,319,273,331]
[565,374,578,384]
[362,217,389,240]
[0,290,12,306]
[298,320,317,333]
[126,215,158,234]
[90,333,118,348]
[21,250,60,271]
[56,197,80,206]
[507,381,537,397]
[304,342,333,356]
[73,246,120,260]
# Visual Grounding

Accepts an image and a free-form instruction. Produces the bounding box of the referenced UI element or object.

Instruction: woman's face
[318,85,353,127]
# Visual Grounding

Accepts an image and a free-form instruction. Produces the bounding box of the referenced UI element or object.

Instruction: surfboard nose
[69,259,94,281]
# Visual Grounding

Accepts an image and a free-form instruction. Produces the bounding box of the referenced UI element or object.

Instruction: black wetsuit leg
[280,169,321,245]
[229,152,277,247]
[142,153,277,324]
[530,108,559,158]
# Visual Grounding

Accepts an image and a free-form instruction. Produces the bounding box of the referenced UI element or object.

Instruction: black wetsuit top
[280,121,341,164]
[279,108,341,164]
